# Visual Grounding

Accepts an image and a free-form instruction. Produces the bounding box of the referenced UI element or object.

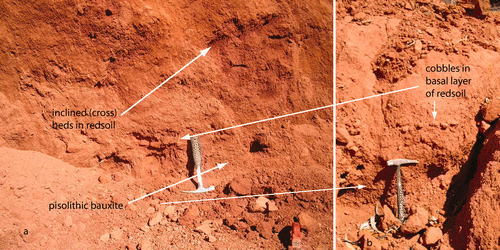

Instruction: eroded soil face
[0,0,334,249]
[337,0,500,249]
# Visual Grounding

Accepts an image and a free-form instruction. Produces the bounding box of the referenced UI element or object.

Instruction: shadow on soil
[185,140,197,187]
[278,226,292,249]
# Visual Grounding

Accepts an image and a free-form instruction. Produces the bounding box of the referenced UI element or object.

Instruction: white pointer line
[336,85,419,106]
[183,86,419,139]
[121,47,211,116]
[128,163,227,204]
[432,100,437,120]
[160,185,365,205]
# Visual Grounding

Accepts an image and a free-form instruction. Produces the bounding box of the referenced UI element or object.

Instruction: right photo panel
[336,1,500,249]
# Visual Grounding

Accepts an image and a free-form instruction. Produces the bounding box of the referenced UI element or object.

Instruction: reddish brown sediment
[336,0,500,248]
[0,0,334,249]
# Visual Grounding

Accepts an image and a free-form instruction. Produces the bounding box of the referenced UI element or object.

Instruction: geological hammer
[182,136,215,194]
[387,159,418,223]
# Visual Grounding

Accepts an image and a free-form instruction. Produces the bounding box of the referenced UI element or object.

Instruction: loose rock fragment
[353,12,367,21]
[145,206,155,215]
[298,212,318,232]
[125,243,136,250]
[422,227,443,246]
[480,98,500,123]
[178,205,199,226]
[246,231,259,240]
[167,213,179,222]
[249,196,269,213]
[99,233,110,242]
[98,174,111,184]
[400,207,428,234]
[412,243,427,250]
[380,205,402,231]
[266,200,278,212]
[195,223,211,235]
[110,228,123,240]
[206,235,216,242]
[201,219,213,225]
[112,172,123,181]
[230,178,253,196]
[414,40,423,52]
[148,212,163,226]
[256,221,273,239]
[138,238,152,250]
[336,127,352,145]
[478,120,491,135]
[163,206,176,216]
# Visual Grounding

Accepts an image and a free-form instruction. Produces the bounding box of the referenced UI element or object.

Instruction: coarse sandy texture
[0,147,265,249]
[0,0,334,249]
[336,0,500,249]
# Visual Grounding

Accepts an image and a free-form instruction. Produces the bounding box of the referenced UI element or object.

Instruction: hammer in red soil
[387,159,418,223]
[182,136,215,194]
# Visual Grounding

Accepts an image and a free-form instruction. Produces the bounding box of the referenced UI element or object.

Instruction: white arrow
[121,47,211,116]
[336,184,366,190]
[128,162,226,204]
[160,184,366,205]
[432,100,437,120]
[181,86,419,139]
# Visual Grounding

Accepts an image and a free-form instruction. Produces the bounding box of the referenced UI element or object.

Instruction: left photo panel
[0,1,334,249]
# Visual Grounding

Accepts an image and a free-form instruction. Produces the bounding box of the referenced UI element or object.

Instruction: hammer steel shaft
[396,165,406,223]
[387,159,418,223]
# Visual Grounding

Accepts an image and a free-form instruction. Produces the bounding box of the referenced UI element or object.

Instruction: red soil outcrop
[336,0,500,249]
[1,0,333,249]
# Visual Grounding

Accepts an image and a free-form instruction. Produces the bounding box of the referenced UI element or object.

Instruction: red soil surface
[0,0,334,249]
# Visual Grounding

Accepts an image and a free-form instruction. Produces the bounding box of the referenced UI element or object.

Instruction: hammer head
[387,159,419,167]
[182,185,215,194]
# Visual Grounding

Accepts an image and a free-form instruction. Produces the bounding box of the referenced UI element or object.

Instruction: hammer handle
[396,165,406,223]
[190,136,202,168]
[190,136,203,186]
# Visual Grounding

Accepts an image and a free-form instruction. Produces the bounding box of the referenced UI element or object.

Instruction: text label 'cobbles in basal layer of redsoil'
[48,201,124,211]
[425,64,471,98]
[51,108,117,130]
